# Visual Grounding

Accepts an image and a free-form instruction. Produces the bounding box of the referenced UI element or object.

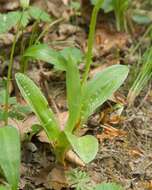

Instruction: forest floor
[0,0,152,190]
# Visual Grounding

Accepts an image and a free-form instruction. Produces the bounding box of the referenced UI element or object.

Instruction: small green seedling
[0,126,20,190]
[0,1,51,34]
[15,0,129,164]
[66,169,123,190]
[67,169,91,190]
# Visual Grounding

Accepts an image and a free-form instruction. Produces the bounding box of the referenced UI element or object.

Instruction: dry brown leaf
[46,165,68,190]
[0,33,14,45]
[58,111,68,130]
[7,115,39,140]
[62,0,69,5]
[37,130,50,143]
[100,106,125,126]
[110,92,127,105]
[97,125,127,142]
[128,148,143,158]
[146,181,152,190]
[94,26,129,56]
[66,150,85,167]
[0,0,19,11]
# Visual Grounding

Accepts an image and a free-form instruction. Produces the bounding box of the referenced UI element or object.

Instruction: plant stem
[81,0,104,85]
[29,21,39,46]
[20,21,39,73]
[4,13,23,125]
[35,18,64,44]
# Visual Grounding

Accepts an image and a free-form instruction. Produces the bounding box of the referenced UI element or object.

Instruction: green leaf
[0,90,17,105]
[66,169,91,190]
[20,0,30,9]
[0,126,20,190]
[20,11,30,27]
[65,132,98,163]
[29,6,51,22]
[102,0,113,12]
[81,65,129,122]
[23,44,66,70]
[95,183,123,190]
[132,13,151,24]
[0,185,11,190]
[60,47,83,65]
[64,55,82,132]
[90,0,113,12]
[0,11,21,34]
[15,73,60,141]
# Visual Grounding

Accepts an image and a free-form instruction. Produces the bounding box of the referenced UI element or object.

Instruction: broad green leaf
[15,73,60,141]
[28,6,51,22]
[102,0,113,12]
[0,126,20,190]
[132,13,151,24]
[81,65,129,122]
[20,11,30,27]
[95,183,123,190]
[0,185,11,190]
[23,44,66,70]
[65,56,82,132]
[60,47,83,65]
[91,0,113,12]
[0,11,21,34]
[65,132,98,163]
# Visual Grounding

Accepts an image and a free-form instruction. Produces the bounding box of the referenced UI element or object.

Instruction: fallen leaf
[110,92,127,105]
[100,106,125,125]
[129,148,143,158]
[7,115,39,140]
[97,125,127,142]
[94,26,130,56]
[62,0,69,5]
[37,130,50,143]
[46,165,68,190]
[0,33,14,45]
[65,150,85,167]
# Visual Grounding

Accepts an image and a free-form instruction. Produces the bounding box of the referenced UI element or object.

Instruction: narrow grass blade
[0,126,20,190]
[81,65,129,122]
[15,73,60,141]
[127,47,152,105]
